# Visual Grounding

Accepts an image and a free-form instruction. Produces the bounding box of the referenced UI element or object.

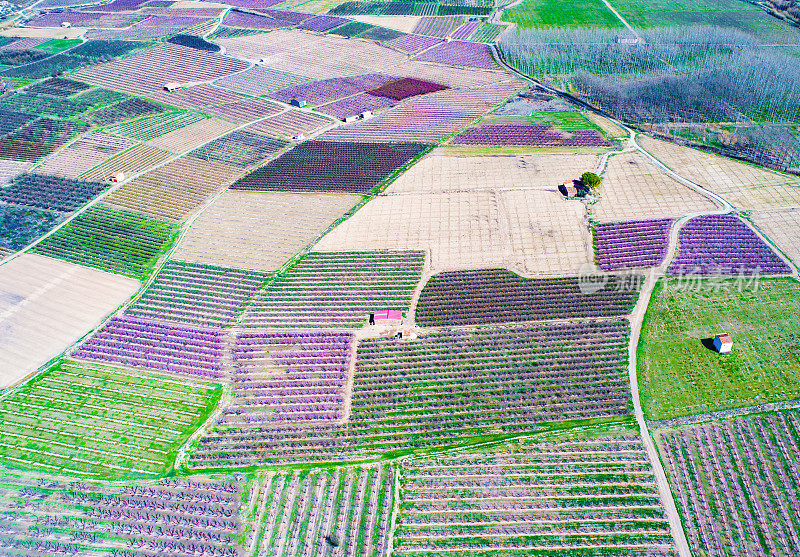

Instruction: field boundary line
[649,397,800,429]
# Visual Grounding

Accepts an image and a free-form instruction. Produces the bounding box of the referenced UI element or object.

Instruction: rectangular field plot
[640,278,800,421]
[84,97,168,126]
[501,0,624,28]
[0,254,139,388]
[172,190,360,271]
[0,360,220,477]
[72,42,249,97]
[73,314,225,379]
[244,109,333,139]
[188,129,288,168]
[107,110,205,141]
[221,331,352,426]
[0,174,109,213]
[202,96,283,124]
[414,40,498,69]
[320,80,524,143]
[213,65,309,96]
[595,218,672,271]
[103,156,243,221]
[35,132,133,179]
[230,140,429,193]
[192,319,632,467]
[269,73,397,106]
[24,77,90,97]
[0,205,64,250]
[0,108,38,137]
[0,473,249,555]
[128,260,270,327]
[31,205,180,280]
[0,118,91,162]
[386,151,604,193]
[657,410,800,556]
[452,123,611,147]
[638,135,800,211]
[241,250,424,328]
[750,208,800,269]
[80,144,173,182]
[591,152,717,223]
[254,465,395,556]
[416,270,641,327]
[396,424,677,555]
[146,116,236,153]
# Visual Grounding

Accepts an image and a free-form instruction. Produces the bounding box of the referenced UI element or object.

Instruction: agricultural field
[0,471,251,556]
[0,359,220,477]
[397,421,678,555]
[128,260,271,327]
[254,465,395,556]
[501,0,624,28]
[172,190,360,270]
[4,0,800,552]
[230,140,429,193]
[193,319,633,467]
[416,270,642,326]
[656,409,800,555]
[0,254,140,388]
[35,132,134,178]
[639,277,800,420]
[241,250,424,328]
[31,204,180,280]
[590,152,717,223]
[102,155,243,221]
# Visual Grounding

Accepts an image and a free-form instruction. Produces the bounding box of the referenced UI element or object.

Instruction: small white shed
[713,333,733,354]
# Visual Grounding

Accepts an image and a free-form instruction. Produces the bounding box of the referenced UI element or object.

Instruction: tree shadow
[700,337,717,352]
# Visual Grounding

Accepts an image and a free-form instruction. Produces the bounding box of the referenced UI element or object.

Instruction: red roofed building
[370,310,403,325]
[713,333,733,353]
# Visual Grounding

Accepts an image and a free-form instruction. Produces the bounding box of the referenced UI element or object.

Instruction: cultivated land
[1,0,800,553]
[639,278,800,421]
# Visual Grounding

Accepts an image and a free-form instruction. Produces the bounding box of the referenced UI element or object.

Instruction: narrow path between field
[600,0,641,41]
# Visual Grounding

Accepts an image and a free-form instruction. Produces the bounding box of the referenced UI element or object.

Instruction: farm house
[713,333,733,353]
[559,180,588,198]
[370,309,403,325]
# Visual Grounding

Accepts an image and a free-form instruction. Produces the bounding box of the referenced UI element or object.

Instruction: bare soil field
[0,254,139,388]
[214,30,408,79]
[351,15,423,33]
[36,133,134,179]
[590,152,717,223]
[0,161,32,188]
[145,117,236,153]
[749,208,800,269]
[172,190,360,271]
[385,150,603,193]
[143,84,244,111]
[103,156,244,221]
[315,187,591,274]
[80,144,174,182]
[501,189,593,275]
[202,97,283,124]
[72,43,249,98]
[639,135,800,211]
[244,109,334,139]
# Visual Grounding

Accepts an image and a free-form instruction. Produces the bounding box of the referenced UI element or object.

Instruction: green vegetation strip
[501,0,624,28]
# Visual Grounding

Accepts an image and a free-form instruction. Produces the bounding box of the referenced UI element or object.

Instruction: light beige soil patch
[146,117,235,153]
[103,157,243,222]
[172,190,360,271]
[386,151,603,193]
[0,254,139,388]
[80,144,174,182]
[36,132,133,179]
[501,189,593,275]
[0,161,31,188]
[214,31,408,79]
[245,110,334,139]
[315,191,511,271]
[749,208,800,269]
[351,15,423,33]
[591,152,716,223]
[0,27,83,39]
[639,135,800,210]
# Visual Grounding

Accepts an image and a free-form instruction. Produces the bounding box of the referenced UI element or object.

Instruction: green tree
[580,171,603,188]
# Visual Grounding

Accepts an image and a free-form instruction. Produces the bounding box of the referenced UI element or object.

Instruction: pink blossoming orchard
[0,0,799,554]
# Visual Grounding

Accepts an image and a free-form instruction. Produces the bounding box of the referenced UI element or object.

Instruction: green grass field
[528,110,603,131]
[0,360,221,479]
[501,0,624,28]
[639,277,800,421]
[37,38,83,55]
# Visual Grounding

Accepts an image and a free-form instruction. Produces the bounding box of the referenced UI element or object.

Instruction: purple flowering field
[595,218,672,270]
[297,14,350,32]
[668,214,791,275]
[387,33,442,53]
[415,40,498,69]
[270,73,397,106]
[452,124,611,146]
